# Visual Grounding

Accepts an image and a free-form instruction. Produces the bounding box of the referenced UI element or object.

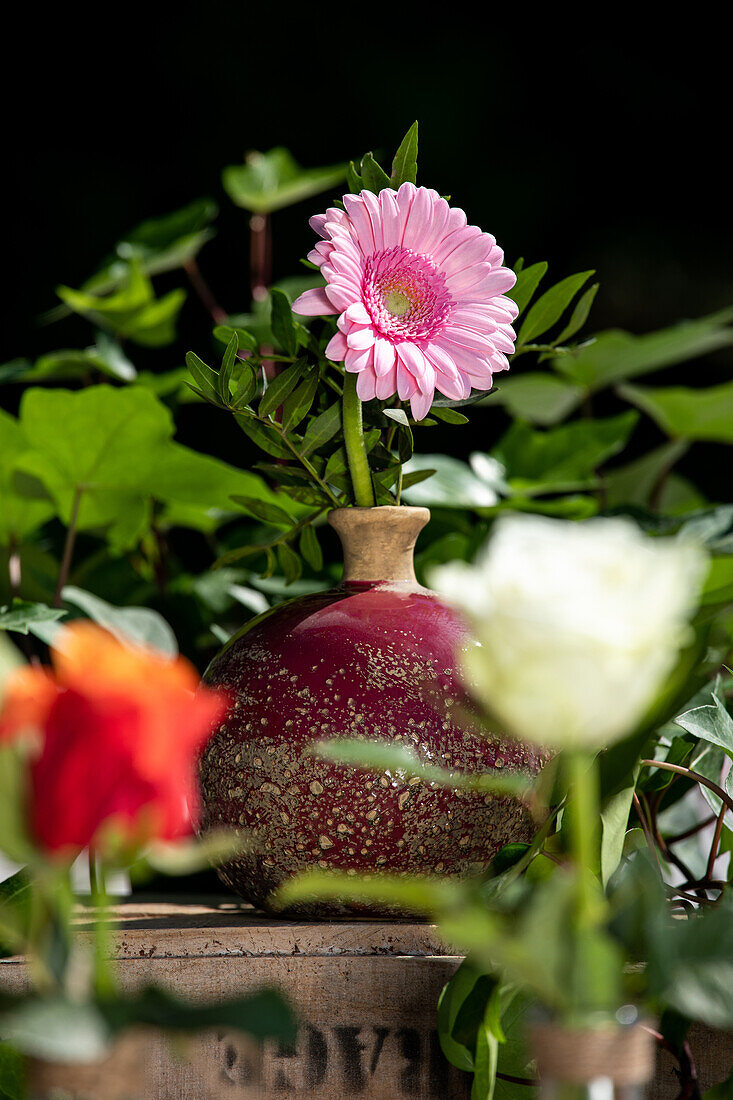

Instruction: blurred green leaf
[299,524,323,571]
[223,148,346,214]
[618,380,733,443]
[316,738,529,797]
[493,412,638,496]
[0,1041,24,1100]
[483,374,584,426]
[0,409,54,546]
[0,600,65,636]
[58,260,185,348]
[402,454,504,509]
[553,310,733,391]
[61,585,178,656]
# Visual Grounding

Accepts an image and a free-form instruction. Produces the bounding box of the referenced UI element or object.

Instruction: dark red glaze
[200,580,544,916]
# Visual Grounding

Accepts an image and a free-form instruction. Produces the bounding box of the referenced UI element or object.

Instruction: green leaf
[359,152,391,194]
[185,350,223,405]
[79,199,218,300]
[235,414,293,459]
[0,745,35,864]
[270,288,299,357]
[430,407,470,425]
[212,324,259,353]
[0,1000,112,1062]
[0,600,66,636]
[258,360,306,418]
[390,122,419,188]
[16,386,174,549]
[383,407,411,427]
[507,262,548,316]
[472,985,502,1100]
[600,772,638,886]
[402,454,503,509]
[555,282,600,344]
[58,259,185,348]
[281,371,319,431]
[217,333,239,403]
[61,585,178,657]
[675,691,733,756]
[299,524,323,571]
[553,311,733,392]
[0,1042,24,1100]
[493,412,638,496]
[316,738,529,797]
[483,374,584,426]
[602,440,691,511]
[518,271,595,345]
[300,402,342,456]
[103,985,297,1043]
[230,495,295,528]
[618,380,733,443]
[223,147,346,214]
[438,961,487,1072]
[0,408,55,545]
[277,542,302,585]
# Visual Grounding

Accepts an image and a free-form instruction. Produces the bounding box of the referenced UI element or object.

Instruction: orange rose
[0,622,228,856]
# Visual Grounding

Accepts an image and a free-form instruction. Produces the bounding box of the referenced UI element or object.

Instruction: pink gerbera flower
[292,184,518,420]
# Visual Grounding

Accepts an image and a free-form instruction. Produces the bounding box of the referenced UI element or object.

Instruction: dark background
[4,11,732,493]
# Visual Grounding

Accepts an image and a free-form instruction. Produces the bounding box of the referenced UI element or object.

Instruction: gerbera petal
[343,194,376,255]
[378,189,403,249]
[397,361,417,400]
[375,362,398,400]
[295,186,518,404]
[292,287,339,316]
[325,331,348,362]
[409,388,434,421]
[373,337,397,378]
[356,365,378,401]
[345,301,372,326]
[346,324,377,351]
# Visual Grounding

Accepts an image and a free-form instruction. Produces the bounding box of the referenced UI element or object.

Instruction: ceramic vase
[200,506,544,915]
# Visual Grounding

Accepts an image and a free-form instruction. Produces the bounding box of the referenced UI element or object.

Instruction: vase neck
[328,506,430,583]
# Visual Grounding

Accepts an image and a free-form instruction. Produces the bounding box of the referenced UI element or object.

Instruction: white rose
[431,515,706,750]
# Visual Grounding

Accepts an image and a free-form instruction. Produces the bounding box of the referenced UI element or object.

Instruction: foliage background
[4,11,732,509]
[2,14,732,907]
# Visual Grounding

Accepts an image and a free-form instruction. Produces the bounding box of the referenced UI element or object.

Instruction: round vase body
[200,508,544,915]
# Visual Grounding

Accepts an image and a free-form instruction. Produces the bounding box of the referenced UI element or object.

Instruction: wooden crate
[1,896,730,1100]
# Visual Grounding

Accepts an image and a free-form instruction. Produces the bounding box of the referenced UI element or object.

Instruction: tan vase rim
[328,505,430,584]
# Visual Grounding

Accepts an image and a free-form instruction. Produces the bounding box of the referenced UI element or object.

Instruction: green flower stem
[342,372,375,507]
[565,751,599,924]
[89,853,115,999]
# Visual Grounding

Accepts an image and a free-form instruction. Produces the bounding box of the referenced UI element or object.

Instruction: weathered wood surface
[1,896,730,1100]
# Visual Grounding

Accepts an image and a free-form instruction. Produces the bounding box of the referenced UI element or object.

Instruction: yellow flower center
[384,288,412,317]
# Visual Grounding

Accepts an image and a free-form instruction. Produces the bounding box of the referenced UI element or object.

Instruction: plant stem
[89,851,115,999]
[183,259,227,324]
[342,372,375,507]
[53,485,83,607]
[640,759,733,816]
[565,751,599,922]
